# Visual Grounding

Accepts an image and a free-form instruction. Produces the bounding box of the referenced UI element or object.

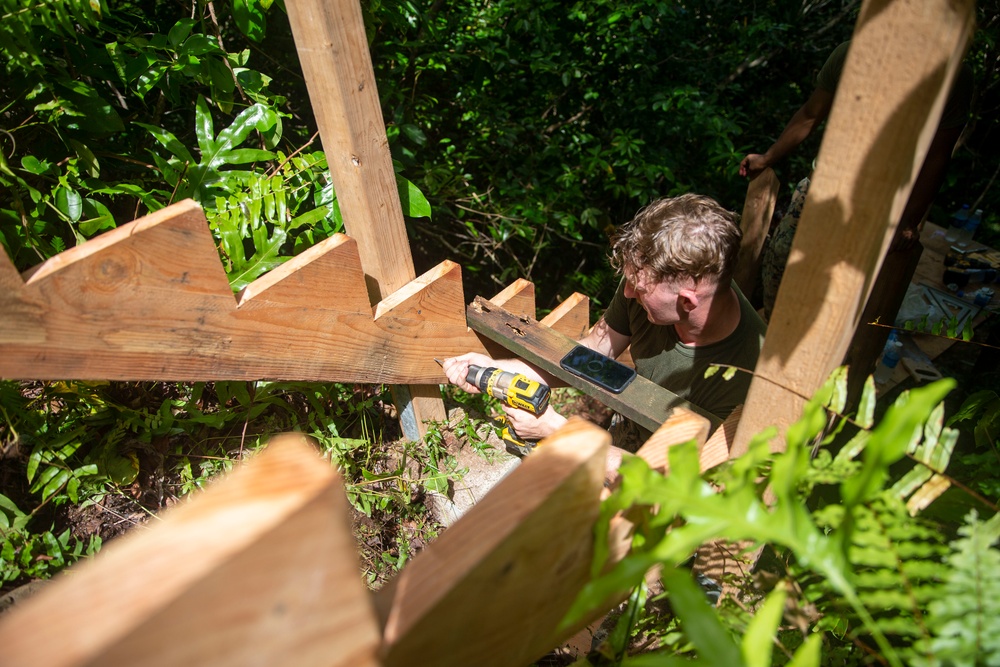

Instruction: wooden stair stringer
[377,418,609,667]
[0,434,381,667]
[0,199,483,383]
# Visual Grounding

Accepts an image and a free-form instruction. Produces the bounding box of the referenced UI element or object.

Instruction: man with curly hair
[444,194,767,454]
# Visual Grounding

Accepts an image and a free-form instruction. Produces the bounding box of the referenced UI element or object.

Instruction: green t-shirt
[816,41,974,130]
[602,281,767,423]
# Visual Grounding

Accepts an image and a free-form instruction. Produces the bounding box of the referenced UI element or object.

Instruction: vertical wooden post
[285,0,446,438]
[731,0,975,456]
[734,167,780,299]
[844,241,923,403]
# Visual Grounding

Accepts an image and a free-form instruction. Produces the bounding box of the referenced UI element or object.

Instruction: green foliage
[0,0,428,288]
[912,511,1000,666]
[0,519,102,584]
[363,0,861,304]
[564,370,998,665]
[0,379,461,590]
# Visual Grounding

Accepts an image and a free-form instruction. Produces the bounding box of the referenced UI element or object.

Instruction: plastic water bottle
[956,208,983,247]
[945,204,971,243]
[874,331,903,384]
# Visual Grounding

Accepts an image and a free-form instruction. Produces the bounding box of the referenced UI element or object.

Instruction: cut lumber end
[379,417,609,667]
[632,406,712,475]
[541,292,591,339]
[0,434,381,667]
[238,233,369,312]
[489,278,536,317]
[374,259,466,325]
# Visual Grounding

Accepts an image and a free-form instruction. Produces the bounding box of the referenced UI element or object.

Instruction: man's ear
[678,286,699,312]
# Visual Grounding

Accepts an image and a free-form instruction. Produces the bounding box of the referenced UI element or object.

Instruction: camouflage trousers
[760,177,811,320]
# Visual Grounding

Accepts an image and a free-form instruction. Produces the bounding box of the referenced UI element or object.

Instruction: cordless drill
[467,364,550,456]
[438,359,551,456]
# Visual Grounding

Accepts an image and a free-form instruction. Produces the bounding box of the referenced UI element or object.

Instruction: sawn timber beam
[466,296,722,434]
[0,200,484,384]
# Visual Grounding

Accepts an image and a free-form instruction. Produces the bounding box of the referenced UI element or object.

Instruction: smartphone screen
[559,345,637,394]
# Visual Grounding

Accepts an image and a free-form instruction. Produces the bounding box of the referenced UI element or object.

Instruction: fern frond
[799,496,948,657]
[912,511,1000,667]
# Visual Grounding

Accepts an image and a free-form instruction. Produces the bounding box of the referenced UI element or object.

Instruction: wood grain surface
[734,167,780,298]
[467,296,721,433]
[0,435,381,667]
[378,417,609,667]
[0,200,486,383]
[733,0,975,455]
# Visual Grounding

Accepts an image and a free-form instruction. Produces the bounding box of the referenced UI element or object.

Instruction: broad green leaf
[946,390,998,426]
[79,199,116,236]
[70,139,100,177]
[742,584,787,667]
[661,566,743,665]
[41,469,71,503]
[0,494,26,529]
[55,187,83,222]
[180,34,222,57]
[67,476,80,503]
[56,80,125,134]
[233,0,267,42]
[398,176,431,218]
[20,155,53,175]
[218,148,274,165]
[105,41,127,86]
[288,206,331,230]
[135,64,167,99]
[786,634,822,667]
[195,96,216,157]
[227,226,288,291]
[210,104,275,162]
[135,123,195,164]
[167,18,197,48]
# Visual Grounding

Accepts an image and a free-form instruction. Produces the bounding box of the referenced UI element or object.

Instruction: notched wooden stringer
[0,199,482,384]
[376,418,610,667]
[0,434,381,667]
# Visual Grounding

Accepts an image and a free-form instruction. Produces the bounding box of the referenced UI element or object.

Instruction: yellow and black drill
[437,359,550,456]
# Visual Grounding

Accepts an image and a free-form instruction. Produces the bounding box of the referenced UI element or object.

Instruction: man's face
[623,267,689,326]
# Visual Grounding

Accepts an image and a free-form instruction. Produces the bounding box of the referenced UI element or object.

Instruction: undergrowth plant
[0,378,464,590]
[564,368,1000,666]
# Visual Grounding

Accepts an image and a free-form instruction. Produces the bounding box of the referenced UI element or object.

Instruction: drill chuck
[466,365,550,415]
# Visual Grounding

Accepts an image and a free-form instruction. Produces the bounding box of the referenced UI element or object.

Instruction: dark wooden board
[467,296,721,433]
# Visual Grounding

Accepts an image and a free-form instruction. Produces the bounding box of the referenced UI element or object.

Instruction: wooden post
[284,0,446,438]
[844,241,923,403]
[0,435,381,667]
[734,167,780,298]
[376,418,609,667]
[731,0,975,456]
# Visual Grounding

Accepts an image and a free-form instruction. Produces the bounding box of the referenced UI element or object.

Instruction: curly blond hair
[610,194,741,287]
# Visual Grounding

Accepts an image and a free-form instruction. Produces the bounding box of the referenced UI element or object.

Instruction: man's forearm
[762,88,835,168]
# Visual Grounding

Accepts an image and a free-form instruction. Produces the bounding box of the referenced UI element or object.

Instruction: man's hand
[739,153,770,179]
[502,404,567,441]
[442,353,496,394]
